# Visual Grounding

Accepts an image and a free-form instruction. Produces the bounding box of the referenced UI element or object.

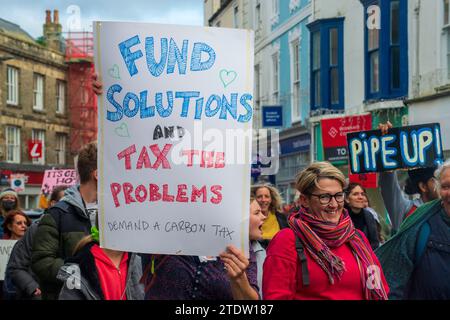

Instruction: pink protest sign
[41,169,78,195]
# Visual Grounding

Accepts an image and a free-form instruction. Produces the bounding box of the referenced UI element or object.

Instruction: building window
[312,31,321,108]
[444,0,450,79]
[290,39,301,121]
[6,126,20,163]
[233,5,239,28]
[33,73,44,110]
[32,129,45,165]
[255,2,262,37]
[272,52,279,103]
[56,81,66,114]
[329,28,339,104]
[308,18,344,113]
[254,64,260,108]
[368,26,380,94]
[445,0,450,26]
[7,66,19,105]
[56,133,67,165]
[363,0,408,100]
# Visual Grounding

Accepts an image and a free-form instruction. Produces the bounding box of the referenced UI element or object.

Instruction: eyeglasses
[309,192,345,205]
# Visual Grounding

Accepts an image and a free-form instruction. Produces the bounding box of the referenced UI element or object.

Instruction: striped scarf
[288,206,388,300]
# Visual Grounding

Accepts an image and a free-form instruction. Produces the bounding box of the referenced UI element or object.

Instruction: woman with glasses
[263,162,389,300]
[344,183,381,250]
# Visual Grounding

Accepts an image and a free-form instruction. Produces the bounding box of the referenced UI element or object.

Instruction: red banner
[349,172,378,189]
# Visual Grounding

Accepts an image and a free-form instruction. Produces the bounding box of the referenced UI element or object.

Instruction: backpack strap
[295,235,310,287]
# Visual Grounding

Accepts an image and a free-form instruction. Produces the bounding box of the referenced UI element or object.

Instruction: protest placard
[321,114,372,163]
[347,123,444,174]
[0,240,17,281]
[41,169,78,195]
[94,21,254,256]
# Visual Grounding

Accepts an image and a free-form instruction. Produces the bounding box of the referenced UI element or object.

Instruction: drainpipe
[414,0,421,97]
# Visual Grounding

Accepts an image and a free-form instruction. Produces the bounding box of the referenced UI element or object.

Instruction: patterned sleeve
[246,245,261,299]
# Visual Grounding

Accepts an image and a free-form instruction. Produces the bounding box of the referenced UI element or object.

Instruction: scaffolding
[64,31,97,155]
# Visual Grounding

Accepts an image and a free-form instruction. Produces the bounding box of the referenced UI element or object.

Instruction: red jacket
[262,228,389,300]
[90,245,129,300]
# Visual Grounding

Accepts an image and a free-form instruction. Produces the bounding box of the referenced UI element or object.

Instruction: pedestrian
[0,188,21,239]
[362,194,388,244]
[249,195,267,297]
[378,122,439,233]
[5,186,68,300]
[1,210,31,299]
[344,183,381,250]
[1,210,31,240]
[376,159,450,299]
[251,184,288,249]
[32,142,98,300]
[263,161,389,300]
[57,225,144,300]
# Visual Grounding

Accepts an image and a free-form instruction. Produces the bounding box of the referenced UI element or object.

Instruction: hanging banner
[95,21,254,256]
[321,114,372,163]
[347,123,444,174]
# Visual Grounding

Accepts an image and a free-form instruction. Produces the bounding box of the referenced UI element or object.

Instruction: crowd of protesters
[1,115,449,300]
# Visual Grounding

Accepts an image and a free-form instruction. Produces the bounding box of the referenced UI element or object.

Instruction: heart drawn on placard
[108,64,121,79]
[219,69,237,88]
[115,122,130,138]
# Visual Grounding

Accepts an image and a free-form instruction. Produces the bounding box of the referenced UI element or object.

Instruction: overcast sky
[0,0,203,38]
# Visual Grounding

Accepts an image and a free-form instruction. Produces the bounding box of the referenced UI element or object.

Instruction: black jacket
[347,206,380,250]
[31,186,92,300]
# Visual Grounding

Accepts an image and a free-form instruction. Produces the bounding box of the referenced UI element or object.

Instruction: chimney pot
[45,10,51,24]
[53,10,59,24]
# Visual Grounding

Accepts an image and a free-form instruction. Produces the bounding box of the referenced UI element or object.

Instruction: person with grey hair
[377,159,450,299]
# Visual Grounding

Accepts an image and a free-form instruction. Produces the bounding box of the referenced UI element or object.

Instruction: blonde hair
[295,161,346,195]
[251,184,283,213]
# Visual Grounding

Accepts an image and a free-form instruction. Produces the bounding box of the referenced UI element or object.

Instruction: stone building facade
[0,11,71,209]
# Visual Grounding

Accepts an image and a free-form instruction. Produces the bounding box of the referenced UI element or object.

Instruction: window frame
[33,73,45,111]
[6,66,19,105]
[308,18,345,113]
[290,38,301,122]
[362,0,408,101]
[56,81,66,114]
[271,51,280,103]
[6,126,21,163]
[55,133,67,165]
